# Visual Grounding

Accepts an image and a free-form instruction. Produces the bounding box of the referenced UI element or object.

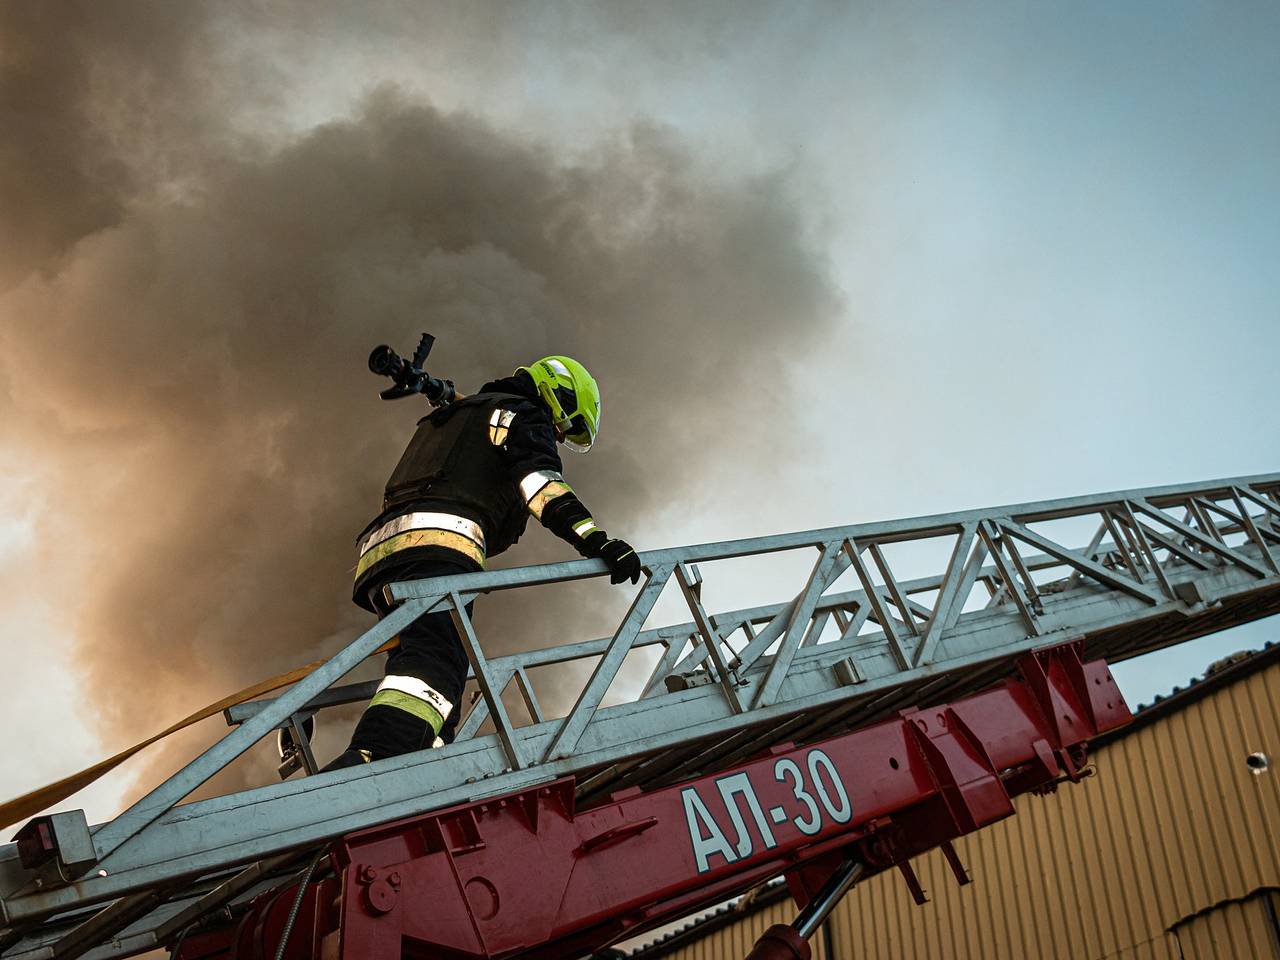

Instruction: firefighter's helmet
[517,356,601,452]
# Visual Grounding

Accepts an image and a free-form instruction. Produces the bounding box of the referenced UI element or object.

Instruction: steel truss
[2,473,1279,960]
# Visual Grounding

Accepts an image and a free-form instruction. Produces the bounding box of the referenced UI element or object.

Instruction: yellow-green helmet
[517,355,601,452]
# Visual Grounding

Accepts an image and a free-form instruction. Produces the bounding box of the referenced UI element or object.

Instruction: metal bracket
[14,811,96,881]
[276,714,319,779]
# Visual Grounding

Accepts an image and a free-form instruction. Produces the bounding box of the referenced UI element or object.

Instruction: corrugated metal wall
[650,659,1280,960]
[1170,889,1280,959]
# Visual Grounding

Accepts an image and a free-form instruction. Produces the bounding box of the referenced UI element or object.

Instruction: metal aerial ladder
[2,473,1279,960]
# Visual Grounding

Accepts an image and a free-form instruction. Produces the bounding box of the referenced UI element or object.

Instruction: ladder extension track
[2,472,1279,960]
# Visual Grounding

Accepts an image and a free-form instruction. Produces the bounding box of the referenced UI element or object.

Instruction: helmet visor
[562,412,596,452]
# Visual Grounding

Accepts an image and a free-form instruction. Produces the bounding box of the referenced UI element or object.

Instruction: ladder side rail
[84,598,440,870]
[602,531,1280,790]
[149,474,1280,770]
[12,537,1280,921]
[650,488,1280,686]
[8,545,1276,929]
[223,680,380,727]
[364,472,1280,606]
[0,587,1053,923]
[4,474,1279,930]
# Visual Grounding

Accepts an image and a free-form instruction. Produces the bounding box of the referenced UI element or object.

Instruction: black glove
[584,531,642,584]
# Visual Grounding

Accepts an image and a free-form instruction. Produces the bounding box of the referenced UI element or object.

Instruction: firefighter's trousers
[349,558,476,759]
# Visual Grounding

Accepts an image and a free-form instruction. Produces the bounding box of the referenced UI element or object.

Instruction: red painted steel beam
[188,642,1129,960]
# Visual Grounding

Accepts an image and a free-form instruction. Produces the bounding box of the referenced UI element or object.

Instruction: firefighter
[323,356,640,771]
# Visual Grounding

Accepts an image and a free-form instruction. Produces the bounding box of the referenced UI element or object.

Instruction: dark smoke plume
[0,3,839,802]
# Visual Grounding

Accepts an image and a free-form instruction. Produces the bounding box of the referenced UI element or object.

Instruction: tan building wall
[645,655,1280,960]
[1170,889,1280,959]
